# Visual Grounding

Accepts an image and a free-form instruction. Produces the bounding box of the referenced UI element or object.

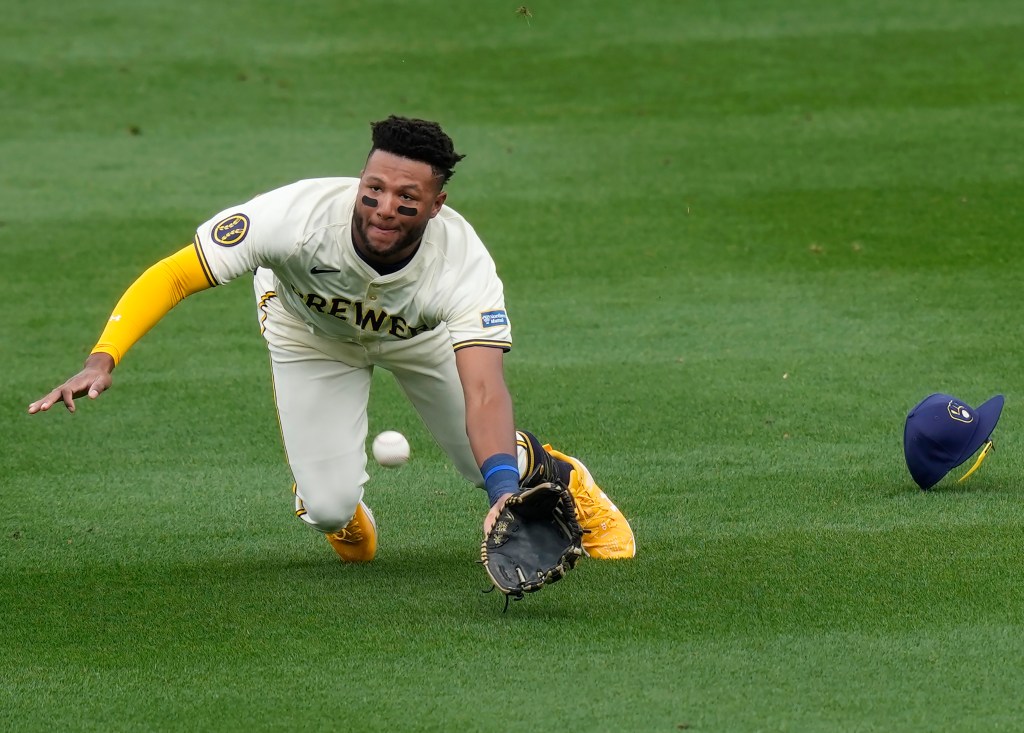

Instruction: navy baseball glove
[480,482,584,604]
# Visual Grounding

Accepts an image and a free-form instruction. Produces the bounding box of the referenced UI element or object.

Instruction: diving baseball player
[28,116,636,562]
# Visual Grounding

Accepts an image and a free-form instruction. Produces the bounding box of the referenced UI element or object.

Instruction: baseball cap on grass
[903,393,1004,490]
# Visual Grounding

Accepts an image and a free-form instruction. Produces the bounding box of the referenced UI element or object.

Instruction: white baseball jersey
[193,177,512,351]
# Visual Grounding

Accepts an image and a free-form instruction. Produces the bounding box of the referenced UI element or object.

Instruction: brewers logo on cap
[947,400,974,423]
[212,213,250,247]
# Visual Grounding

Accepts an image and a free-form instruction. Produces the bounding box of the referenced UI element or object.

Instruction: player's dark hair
[369,115,465,185]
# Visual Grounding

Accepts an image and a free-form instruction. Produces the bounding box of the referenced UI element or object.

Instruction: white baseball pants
[253,268,482,533]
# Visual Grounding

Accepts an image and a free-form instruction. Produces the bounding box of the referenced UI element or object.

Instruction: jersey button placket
[354,285,376,346]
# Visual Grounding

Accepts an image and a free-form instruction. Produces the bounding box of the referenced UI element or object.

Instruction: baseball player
[28,116,635,562]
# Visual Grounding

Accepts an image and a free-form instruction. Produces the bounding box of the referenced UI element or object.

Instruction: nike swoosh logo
[310,266,341,274]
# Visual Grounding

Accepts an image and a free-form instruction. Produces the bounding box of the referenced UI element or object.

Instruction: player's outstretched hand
[483,492,513,535]
[28,353,115,415]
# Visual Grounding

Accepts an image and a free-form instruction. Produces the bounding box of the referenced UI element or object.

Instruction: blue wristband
[481,453,519,506]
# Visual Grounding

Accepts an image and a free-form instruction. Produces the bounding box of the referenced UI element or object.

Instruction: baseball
[372,430,410,467]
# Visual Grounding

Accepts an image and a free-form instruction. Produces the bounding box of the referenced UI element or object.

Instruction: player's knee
[298,491,361,533]
[292,465,364,533]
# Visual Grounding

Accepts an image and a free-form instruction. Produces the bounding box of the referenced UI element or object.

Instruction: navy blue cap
[903,393,1004,489]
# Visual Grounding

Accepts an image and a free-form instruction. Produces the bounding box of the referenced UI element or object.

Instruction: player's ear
[429,190,447,218]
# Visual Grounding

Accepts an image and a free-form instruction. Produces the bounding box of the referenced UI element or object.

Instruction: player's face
[352,150,447,264]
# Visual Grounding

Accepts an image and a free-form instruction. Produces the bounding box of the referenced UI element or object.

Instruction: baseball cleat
[325,501,378,563]
[549,449,635,560]
[518,432,636,560]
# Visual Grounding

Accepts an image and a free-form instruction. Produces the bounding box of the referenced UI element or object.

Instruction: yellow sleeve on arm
[91,244,217,365]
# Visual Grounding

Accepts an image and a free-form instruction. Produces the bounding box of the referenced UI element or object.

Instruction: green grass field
[3,0,1024,730]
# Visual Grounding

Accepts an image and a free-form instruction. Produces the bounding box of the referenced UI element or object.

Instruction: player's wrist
[481,453,519,505]
[85,352,116,373]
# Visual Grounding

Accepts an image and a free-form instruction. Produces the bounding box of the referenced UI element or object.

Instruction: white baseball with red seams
[372,431,410,467]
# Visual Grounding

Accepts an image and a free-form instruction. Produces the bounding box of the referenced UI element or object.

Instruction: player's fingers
[59,386,77,413]
[27,388,63,414]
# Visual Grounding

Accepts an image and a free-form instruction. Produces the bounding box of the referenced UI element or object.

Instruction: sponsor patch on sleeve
[480,310,509,328]
[211,213,250,247]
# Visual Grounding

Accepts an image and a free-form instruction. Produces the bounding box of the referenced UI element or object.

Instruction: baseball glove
[480,482,584,604]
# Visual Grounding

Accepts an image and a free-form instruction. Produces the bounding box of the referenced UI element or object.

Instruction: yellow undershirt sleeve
[91,244,217,365]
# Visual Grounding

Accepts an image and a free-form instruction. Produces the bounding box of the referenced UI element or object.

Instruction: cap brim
[953,394,1004,468]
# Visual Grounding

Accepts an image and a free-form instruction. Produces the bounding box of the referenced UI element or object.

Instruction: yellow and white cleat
[325,501,378,563]
[516,430,636,560]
